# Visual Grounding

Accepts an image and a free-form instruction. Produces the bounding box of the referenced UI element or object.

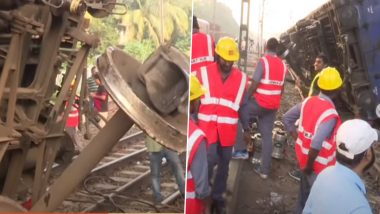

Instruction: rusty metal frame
[0,2,99,208]
[31,109,134,211]
[2,140,31,198]
[0,1,189,211]
[98,47,187,153]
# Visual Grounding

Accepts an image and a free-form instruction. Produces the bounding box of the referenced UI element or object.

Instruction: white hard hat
[336,119,379,159]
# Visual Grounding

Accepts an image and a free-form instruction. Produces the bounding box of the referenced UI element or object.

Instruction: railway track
[49,130,184,212]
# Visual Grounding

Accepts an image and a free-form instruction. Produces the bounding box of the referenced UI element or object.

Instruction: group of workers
[186,15,378,214]
[65,66,109,151]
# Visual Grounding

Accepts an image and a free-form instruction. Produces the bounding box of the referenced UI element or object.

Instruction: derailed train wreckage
[0,0,188,212]
[279,0,380,122]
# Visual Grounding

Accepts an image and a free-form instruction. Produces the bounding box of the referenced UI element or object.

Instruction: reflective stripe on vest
[255,56,286,96]
[197,113,239,125]
[260,56,287,86]
[256,88,282,95]
[187,170,193,179]
[200,66,246,112]
[254,55,286,109]
[296,96,339,173]
[191,34,214,65]
[200,97,240,111]
[295,138,335,165]
[186,121,202,201]
[186,129,205,164]
[186,171,196,199]
[186,192,196,199]
[298,102,338,137]
[297,97,312,133]
[69,111,79,118]
[191,56,214,64]
[201,66,211,99]
[197,64,246,146]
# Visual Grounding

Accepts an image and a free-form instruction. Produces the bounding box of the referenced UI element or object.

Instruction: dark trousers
[207,142,233,202]
[149,148,185,202]
[295,172,316,214]
[248,99,277,174]
[234,121,246,151]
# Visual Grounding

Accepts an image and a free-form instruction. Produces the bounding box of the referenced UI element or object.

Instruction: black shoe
[211,200,226,214]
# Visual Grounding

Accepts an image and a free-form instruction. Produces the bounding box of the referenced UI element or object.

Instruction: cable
[82,175,182,212]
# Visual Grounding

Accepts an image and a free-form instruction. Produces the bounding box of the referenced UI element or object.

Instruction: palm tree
[119,0,190,46]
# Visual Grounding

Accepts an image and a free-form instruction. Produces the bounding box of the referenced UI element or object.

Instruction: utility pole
[258,0,266,57]
[212,0,216,38]
[238,0,251,73]
[159,0,164,44]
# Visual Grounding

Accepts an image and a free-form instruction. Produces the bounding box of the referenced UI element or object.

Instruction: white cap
[336,119,378,159]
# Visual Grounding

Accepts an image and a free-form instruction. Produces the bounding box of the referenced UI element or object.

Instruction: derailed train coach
[279,0,380,122]
[0,0,122,211]
[0,0,188,211]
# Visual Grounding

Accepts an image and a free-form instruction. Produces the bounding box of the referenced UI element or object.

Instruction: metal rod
[161,190,180,205]
[159,0,164,44]
[90,148,147,173]
[32,141,46,203]
[31,109,134,212]
[0,34,19,108]
[118,131,143,142]
[82,170,151,212]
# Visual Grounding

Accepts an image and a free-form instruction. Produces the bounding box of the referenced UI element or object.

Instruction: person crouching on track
[186,75,211,214]
[283,67,343,214]
[194,37,250,214]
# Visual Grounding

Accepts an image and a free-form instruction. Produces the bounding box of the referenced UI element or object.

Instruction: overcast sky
[216,0,329,39]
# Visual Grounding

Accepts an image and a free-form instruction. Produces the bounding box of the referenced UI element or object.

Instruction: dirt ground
[235,81,301,214]
[234,79,380,213]
[235,156,299,214]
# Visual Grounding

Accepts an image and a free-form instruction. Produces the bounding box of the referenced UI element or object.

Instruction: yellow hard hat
[190,75,206,101]
[215,37,240,62]
[317,67,343,90]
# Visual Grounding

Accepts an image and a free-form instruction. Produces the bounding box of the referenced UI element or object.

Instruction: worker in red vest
[282,67,343,214]
[191,15,215,73]
[186,75,210,214]
[194,37,250,213]
[65,95,81,151]
[246,37,287,179]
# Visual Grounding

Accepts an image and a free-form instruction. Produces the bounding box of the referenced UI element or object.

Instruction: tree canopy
[87,0,191,65]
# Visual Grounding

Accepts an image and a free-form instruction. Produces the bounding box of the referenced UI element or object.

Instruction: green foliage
[123,37,189,63]
[120,0,191,46]
[87,0,191,65]
[87,15,120,66]
[175,35,191,56]
[124,40,156,62]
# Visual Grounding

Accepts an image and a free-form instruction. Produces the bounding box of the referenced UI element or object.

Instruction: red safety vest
[295,96,341,174]
[254,54,287,109]
[196,63,246,146]
[191,32,215,72]
[186,119,206,214]
[66,101,79,128]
